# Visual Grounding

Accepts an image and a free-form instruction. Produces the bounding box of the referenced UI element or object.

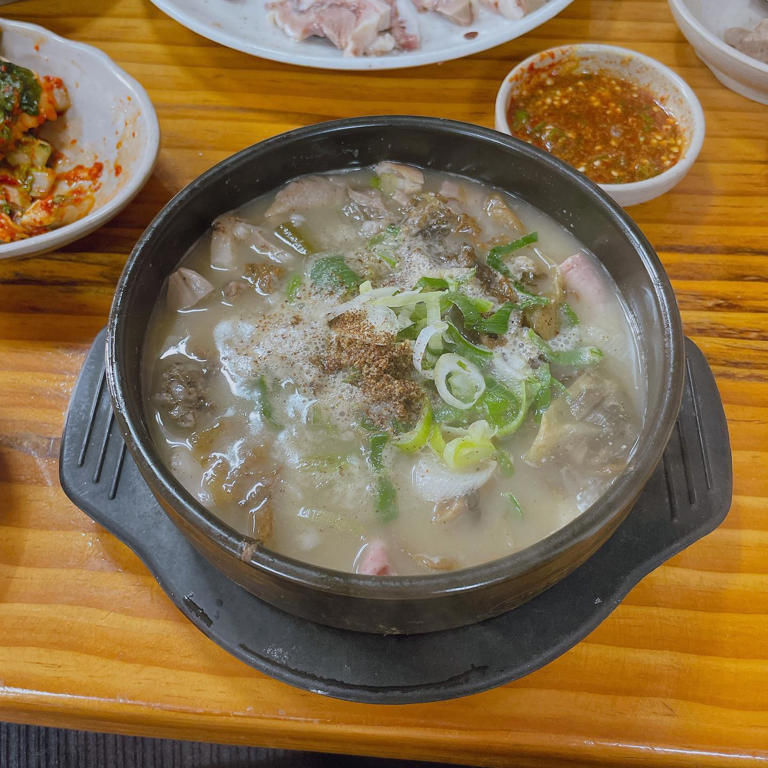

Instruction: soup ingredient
[167,267,214,310]
[724,19,768,65]
[145,164,642,575]
[506,59,684,184]
[268,0,547,56]
[0,59,102,243]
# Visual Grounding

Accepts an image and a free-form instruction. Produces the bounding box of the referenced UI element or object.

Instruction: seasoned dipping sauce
[507,60,684,184]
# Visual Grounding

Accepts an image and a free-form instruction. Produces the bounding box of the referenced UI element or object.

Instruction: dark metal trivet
[60,330,731,704]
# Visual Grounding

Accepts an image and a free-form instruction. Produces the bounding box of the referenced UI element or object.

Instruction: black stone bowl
[107,116,684,635]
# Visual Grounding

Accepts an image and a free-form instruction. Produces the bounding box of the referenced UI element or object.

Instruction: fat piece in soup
[143,163,643,576]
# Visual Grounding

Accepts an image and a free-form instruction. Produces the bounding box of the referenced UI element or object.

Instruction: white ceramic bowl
[495,44,706,207]
[668,0,768,104]
[0,19,160,259]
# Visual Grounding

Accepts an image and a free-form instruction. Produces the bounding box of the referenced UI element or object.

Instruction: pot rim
[107,115,685,601]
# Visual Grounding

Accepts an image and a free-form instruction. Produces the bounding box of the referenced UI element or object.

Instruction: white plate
[150,0,574,70]
[0,19,160,259]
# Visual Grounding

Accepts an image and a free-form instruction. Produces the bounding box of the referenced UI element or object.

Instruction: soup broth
[144,163,644,576]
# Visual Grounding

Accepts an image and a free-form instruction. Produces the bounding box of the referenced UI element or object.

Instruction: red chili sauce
[507,59,684,184]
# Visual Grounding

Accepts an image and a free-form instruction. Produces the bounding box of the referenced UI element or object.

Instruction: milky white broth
[143,163,644,576]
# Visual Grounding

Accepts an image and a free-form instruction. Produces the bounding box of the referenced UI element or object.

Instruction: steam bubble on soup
[144,162,644,576]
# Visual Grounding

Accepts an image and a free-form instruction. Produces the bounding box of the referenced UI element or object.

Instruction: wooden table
[0,0,766,765]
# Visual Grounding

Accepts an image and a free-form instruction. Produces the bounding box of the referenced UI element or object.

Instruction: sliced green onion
[560,301,580,327]
[374,289,446,330]
[443,420,496,470]
[487,232,539,276]
[375,476,398,522]
[513,109,529,129]
[434,353,486,410]
[285,274,302,303]
[474,302,519,335]
[255,376,281,429]
[368,433,399,523]
[443,323,493,367]
[368,432,389,472]
[527,329,603,368]
[488,232,539,261]
[529,363,552,420]
[374,251,397,268]
[425,293,442,325]
[503,492,523,516]
[374,289,428,308]
[496,450,515,477]
[443,290,494,328]
[414,276,450,292]
[412,321,447,379]
[513,281,550,308]
[367,227,399,268]
[392,401,433,453]
[487,251,511,278]
[310,256,362,293]
[428,423,446,456]
[396,323,419,341]
[478,378,528,437]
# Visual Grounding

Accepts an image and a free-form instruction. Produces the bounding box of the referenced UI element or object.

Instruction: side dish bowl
[0,19,160,259]
[107,117,684,635]
[668,0,768,104]
[495,44,706,207]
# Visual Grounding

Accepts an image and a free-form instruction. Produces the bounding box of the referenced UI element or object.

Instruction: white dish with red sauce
[495,44,706,207]
[0,19,159,259]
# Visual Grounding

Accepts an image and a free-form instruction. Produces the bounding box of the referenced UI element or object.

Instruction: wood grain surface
[0,0,766,765]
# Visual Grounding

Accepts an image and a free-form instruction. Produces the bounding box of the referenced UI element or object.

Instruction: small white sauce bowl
[668,0,768,105]
[0,19,160,259]
[494,44,706,207]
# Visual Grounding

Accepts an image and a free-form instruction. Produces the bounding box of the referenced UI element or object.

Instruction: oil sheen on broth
[143,162,643,576]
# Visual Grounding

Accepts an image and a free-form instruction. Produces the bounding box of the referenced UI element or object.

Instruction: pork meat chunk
[167,267,214,310]
[477,0,544,20]
[265,174,348,217]
[412,0,474,25]
[155,362,210,429]
[525,371,638,474]
[268,0,394,56]
[724,19,768,64]
[211,214,293,270]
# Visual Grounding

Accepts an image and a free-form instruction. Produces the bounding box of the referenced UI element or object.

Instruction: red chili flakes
[59,161,104,184]
[114,163,122,177]
[507,59,684,184]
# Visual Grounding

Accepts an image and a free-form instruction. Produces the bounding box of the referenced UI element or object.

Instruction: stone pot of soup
[107,117,684,634]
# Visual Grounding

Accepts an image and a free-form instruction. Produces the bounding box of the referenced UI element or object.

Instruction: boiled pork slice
[268,0,419,55]
[476,0,544,20]
[412,0,474,26]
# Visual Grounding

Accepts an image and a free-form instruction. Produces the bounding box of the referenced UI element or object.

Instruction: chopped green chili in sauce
[507,60,684,184]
